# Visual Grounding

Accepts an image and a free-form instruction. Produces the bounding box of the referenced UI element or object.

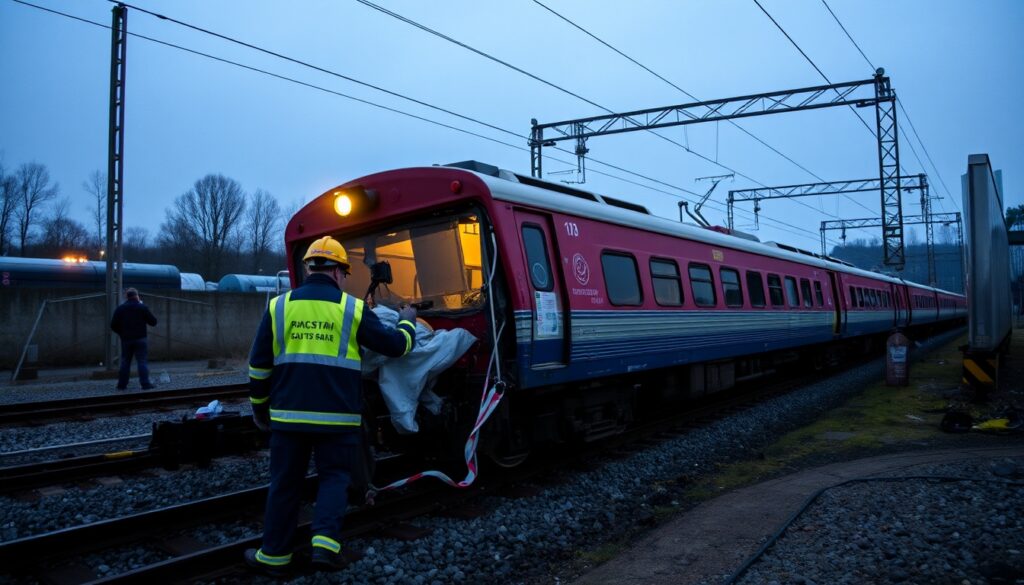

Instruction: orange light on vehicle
[334,193,353,217]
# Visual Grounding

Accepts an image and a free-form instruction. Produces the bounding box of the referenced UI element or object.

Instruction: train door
[828,271,844,335]
[901,284,912,327]
[515,211,567,367]
[888,283,898,328]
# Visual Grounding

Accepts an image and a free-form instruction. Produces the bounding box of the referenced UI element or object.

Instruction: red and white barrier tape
[368,381,505,498]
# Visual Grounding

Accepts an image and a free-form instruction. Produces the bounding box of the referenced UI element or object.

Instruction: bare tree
[122,226,150,261]
[36,196,92,256]
[245,188,281,272]
[0,158,17,256]
[1007,204,1024,231]
[15,162,59,254]
[83,170,106,248]
[159,174,246,278]
[124,226,149,250]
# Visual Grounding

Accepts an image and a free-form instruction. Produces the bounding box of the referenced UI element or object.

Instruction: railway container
[0,257,181,290]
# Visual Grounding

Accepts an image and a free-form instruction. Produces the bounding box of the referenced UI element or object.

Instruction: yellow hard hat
[303,236,349,268]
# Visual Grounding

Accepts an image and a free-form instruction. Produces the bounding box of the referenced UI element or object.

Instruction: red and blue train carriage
[284,160,965,458]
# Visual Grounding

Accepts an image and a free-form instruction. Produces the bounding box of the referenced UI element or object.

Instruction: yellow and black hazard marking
[961,355,998,389]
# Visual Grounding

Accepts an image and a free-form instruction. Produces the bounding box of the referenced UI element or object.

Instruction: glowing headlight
[334,193,353,216]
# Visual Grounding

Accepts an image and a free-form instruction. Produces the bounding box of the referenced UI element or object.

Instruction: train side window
[784,276,800,308]
[650,258,683,306]
[814,281,824,306]
[720,268,743,308]
[849,286,857,308]
[856,287,864,308]
[601,252,642,306]
[868,290,876,307]
[688,263,717,307]
[768,274,785,307]
[746,271,766,308]
[522,225,553,292]
[799,279,813,308]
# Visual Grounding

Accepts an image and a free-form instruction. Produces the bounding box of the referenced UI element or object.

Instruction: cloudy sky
[1,0,1021,255]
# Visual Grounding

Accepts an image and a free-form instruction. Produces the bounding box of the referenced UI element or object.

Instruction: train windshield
[339,213,484,312]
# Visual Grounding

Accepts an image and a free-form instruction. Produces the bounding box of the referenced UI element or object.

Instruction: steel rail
[0,433,150,459]
[2,326,966,583]
[0,383,248,424]
[0,449,156,493]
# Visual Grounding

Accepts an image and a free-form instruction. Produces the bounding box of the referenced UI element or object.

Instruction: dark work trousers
[117,338,151,389]
[261,430,357,557]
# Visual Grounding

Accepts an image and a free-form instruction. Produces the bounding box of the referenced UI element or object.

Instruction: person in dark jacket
[109,287,158,390]
[244,236,416,576]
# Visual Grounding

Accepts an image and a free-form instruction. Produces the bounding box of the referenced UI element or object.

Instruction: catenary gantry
[530,71,906,268]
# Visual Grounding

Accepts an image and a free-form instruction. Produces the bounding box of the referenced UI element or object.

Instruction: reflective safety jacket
[248,272,416,434]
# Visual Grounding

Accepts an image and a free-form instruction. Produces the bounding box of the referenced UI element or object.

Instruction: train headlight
[332,187,379,218]
[334,193,353,217]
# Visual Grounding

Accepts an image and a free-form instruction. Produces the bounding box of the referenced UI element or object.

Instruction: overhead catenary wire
[10,0,841,246]
[820,0,875,71]
[818,0,961,215]
[752,0,877,139]
[354,0,876,223]
[754,0,926,242]
[531,0,828,185]
[98,0,843,244]
[897,98,961,213]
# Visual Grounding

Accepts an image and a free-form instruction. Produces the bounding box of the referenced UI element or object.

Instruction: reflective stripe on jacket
[268,290,364,430]
[247,272,416,434]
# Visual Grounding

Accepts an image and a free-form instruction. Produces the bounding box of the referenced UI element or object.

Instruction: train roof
[439,161,961,297]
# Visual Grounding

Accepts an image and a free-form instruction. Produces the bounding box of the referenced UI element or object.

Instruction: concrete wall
[0,288,271,369]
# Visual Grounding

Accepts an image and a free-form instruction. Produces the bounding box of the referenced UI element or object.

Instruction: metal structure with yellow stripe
[960,154,1012,397]
[962,354,998,390]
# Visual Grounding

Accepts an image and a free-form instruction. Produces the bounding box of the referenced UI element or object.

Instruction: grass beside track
[683,332,1005,501]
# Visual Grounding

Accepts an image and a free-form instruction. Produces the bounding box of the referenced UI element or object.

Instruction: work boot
[243,548,291,578]
[311,546,363,571]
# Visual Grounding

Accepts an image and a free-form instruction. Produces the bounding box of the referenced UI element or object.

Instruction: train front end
[283,166,507,473]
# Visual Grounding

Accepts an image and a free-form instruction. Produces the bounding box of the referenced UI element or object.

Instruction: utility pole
[918,175,937,286]
[104,4,127,371]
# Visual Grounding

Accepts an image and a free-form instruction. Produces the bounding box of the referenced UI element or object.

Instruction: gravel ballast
[732,457,1024,585]
[0,454,269,542]
[0,401,251,455]
[4,328,1000,585]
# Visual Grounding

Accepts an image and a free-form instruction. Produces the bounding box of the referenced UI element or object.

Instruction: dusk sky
[2,0,1021,255]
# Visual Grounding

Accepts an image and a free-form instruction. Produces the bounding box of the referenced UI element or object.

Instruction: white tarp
[362,306,477,434]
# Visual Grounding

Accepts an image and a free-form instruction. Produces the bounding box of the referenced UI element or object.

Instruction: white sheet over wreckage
[362,306,477,434]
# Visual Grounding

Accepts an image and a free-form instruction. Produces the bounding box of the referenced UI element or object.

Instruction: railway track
[0,357,857,584]
[0,415,261,492]
[0,329,963,584]
[0,383,249,425]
